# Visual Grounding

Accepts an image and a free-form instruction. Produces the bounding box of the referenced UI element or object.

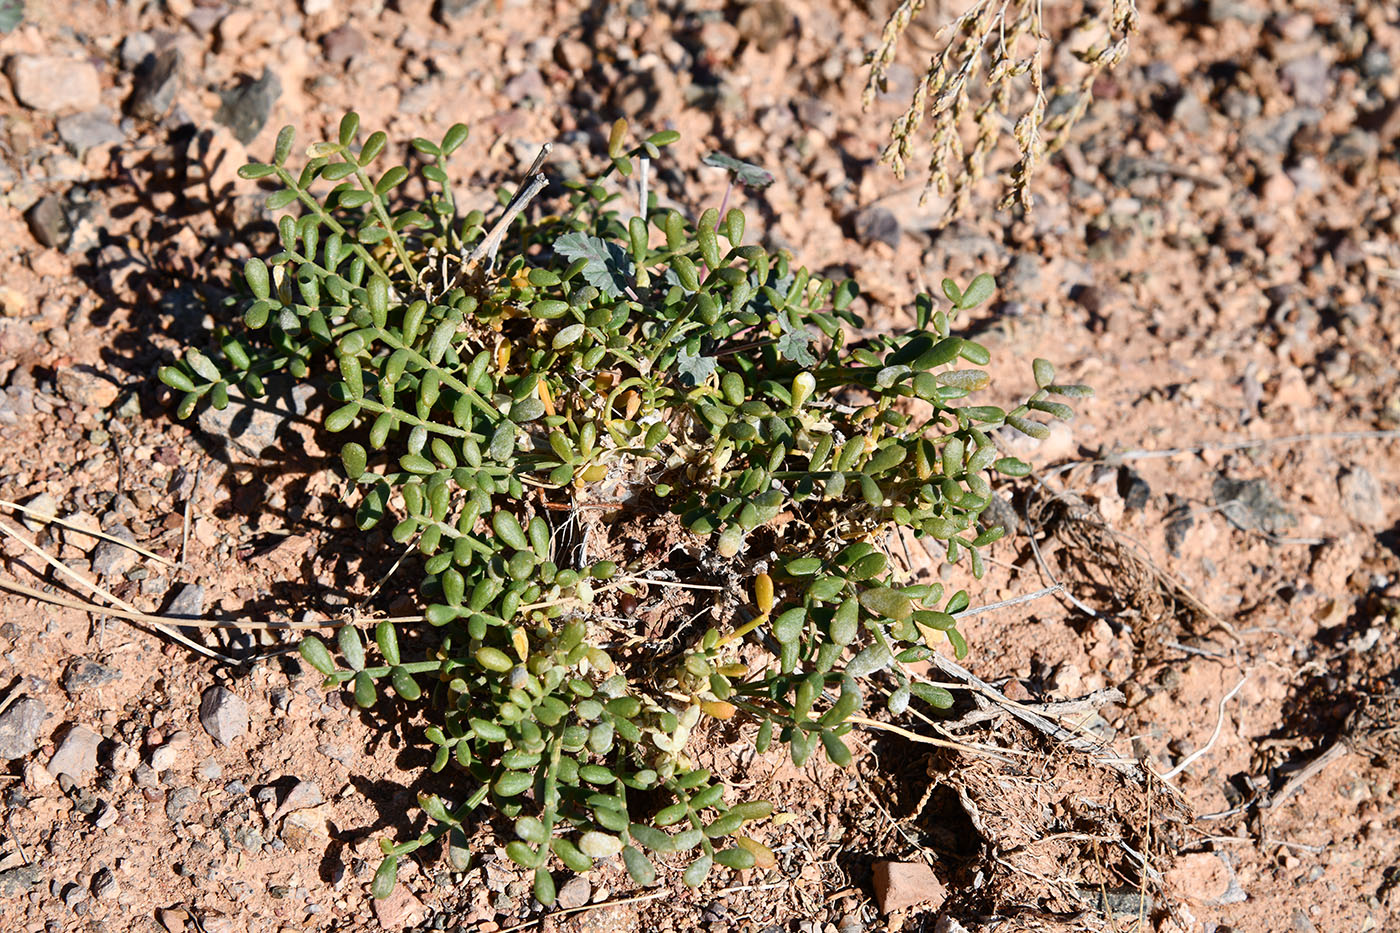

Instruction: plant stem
[275,167,391,281]
[372,328,499,422]
[354,396,475,439]
[540,731,564,820]
[352,164,419,285]
[716,179,734,219]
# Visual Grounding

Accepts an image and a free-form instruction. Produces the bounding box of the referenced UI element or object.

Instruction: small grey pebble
[198,685,249,746]
[165,583,207,619]
[62,881,86,909]
[0,696,47,760]
[0,865,43,897]
[165,786,198,822]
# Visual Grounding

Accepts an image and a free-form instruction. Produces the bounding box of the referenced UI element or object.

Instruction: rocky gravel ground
[1,0,1399,932]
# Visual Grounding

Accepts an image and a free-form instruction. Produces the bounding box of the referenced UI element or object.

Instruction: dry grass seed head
[866,0,1138,218]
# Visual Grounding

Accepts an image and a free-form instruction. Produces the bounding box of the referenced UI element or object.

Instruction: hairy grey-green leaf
[676,345,717,387]
[845,642,893,677]
[702,151,775,188]
[553,233,633,299]
[775,312,817,366]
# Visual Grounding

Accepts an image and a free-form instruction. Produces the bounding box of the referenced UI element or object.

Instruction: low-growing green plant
[159,113,1088,903]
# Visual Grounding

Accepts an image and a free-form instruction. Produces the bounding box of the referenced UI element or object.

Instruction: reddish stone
[872,860,947,914]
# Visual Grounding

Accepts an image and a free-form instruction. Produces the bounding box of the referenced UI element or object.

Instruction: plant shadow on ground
[864,730,983,862]
[52,122,502,865]
[66,122,445,616]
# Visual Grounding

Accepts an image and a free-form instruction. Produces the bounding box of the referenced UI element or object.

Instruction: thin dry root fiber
[1026,486,1217,649]
[929,719,1188,921]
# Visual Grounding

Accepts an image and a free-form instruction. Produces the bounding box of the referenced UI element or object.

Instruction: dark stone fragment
[320,25,366,66]
[196,379,315,461]
[982,492,1020,538]
[56,108,126,156]
[852,205,901,249]
[214,68,281,144]
[1117,466,1151,512]
[0,696,46,760]
[435,0,485,20]
[1078,885,1152,918]
[1164,494,1194,557]
[62,658,121,694]
[164,583,206,618]
[0,865,44,898]
[1210,476,1297,535]
[25,196,71,250]
[198,685,248,745]
[128,48,182,122]
[166,785,199,822]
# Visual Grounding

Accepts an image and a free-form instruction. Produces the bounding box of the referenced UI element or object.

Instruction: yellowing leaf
[700,700,736,720]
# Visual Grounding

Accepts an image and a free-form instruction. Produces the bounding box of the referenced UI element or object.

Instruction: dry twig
[178,461,202,569]
[956,583,1062,618]
[450,144,551,290]
[0,518,239,664]
[848,714,1027,761]
[1260,741,1349,813]
[0,498,175,567]
[0,576,330,631]
[927,650,1145,778]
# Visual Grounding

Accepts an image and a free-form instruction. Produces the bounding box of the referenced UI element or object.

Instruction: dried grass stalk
[865,0,1138,218]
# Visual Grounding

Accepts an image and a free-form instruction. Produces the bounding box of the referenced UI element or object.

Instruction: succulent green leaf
[714,846,756,869]
[622,845,656,885]
[820,730,852,766]
[845,642,893,677]
[1005,415,1050,440]
[627,823,676,853]
[683,853,713,887]
[772,607,806,644]
[352,671,376,708]
[494,771,533,797]
[492,511,529,550]
[909,682,955,708]
[956,273,995,309]
[390,667,421,700]
[552,838,594,873]
[533,867,555,906]
[858,587,912,621]
[298,636,336,676]
[441,123,469,154]
[578,831,623,859]
[159,367,197,393]
[371,855,398,899]
[337,625,365,671]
